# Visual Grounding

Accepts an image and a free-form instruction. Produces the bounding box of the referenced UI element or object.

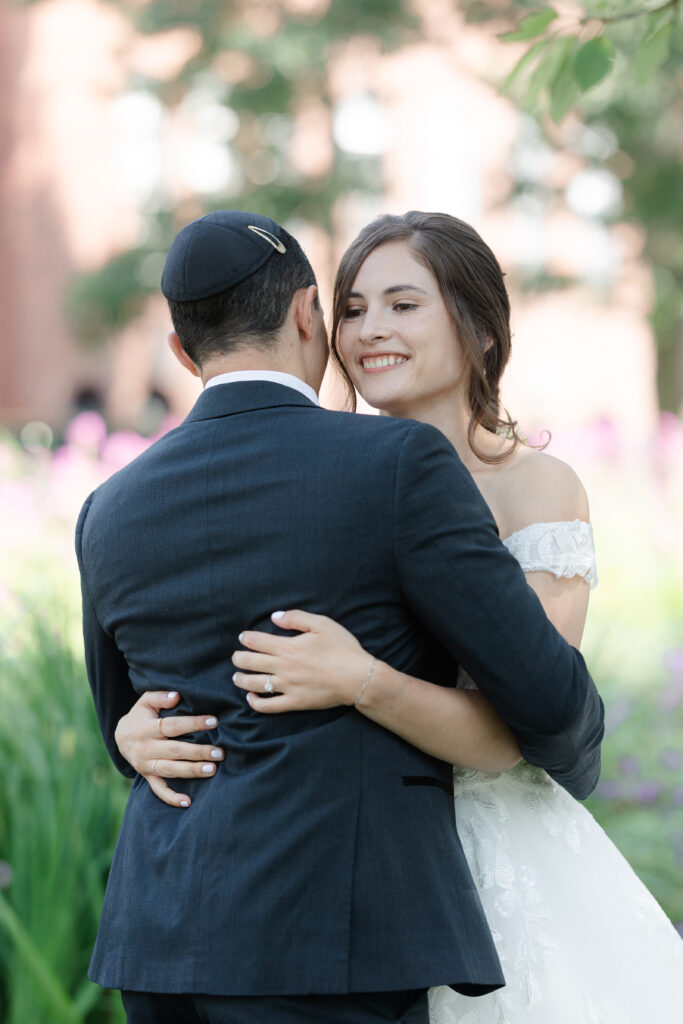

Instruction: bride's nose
[359,308,391,345]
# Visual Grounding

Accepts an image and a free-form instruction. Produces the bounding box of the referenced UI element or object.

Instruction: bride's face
[337,240,470,418]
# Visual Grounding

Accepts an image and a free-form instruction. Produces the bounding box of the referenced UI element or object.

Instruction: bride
[115,211,683,1021]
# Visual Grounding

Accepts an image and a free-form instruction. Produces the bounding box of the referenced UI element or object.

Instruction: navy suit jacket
[76,381,604,996]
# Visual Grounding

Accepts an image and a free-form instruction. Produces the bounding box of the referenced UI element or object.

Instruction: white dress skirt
[429,521,683,1024]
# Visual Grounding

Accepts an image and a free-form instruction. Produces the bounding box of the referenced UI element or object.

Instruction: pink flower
[64,412,108,453]
[100,432,151,472]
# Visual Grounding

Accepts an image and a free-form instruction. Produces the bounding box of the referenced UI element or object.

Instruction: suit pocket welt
[401,775,454,797]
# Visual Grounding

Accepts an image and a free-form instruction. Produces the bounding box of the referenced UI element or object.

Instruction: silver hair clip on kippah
[247,225,287,253]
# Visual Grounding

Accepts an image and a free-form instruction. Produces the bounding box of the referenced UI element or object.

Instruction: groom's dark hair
[167,225,318,368]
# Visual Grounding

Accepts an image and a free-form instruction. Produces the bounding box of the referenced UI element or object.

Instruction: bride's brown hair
[331,211,527,464]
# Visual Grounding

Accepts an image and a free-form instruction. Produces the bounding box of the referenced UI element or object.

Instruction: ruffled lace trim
[502,520,598,589]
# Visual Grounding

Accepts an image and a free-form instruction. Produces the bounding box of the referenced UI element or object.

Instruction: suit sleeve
[392,423,604,799]
[76,494,137,779]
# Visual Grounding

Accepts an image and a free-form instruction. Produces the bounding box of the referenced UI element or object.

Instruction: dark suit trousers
[121,988,429,1023]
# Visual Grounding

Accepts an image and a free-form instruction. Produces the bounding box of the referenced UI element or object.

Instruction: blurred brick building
[0,0,659,459]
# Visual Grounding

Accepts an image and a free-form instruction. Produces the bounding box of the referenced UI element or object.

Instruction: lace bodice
[431,520,683,1024]
[458,520,597,697]
[503,519,598,589]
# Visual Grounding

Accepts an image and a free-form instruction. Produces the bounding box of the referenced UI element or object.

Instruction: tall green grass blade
[0,893,84,1024]
[0,595,129,1023]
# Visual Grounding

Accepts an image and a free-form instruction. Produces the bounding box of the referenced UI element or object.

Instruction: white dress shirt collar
[204,370,319,406]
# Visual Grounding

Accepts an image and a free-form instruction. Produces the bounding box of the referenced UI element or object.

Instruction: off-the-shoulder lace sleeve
[503,519,598,589]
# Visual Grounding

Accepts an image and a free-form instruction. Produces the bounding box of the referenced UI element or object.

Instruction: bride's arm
[116,456,593,801]
[234,610,521,771]
[234,562,590,771]
[114,560,589,803]
[234,456,593,771]
[344,570,589,767]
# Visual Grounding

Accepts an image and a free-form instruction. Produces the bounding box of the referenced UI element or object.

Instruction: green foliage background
[472,0,683,410]
[39,0,683,415]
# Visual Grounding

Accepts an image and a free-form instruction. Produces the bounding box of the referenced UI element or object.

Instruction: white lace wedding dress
[429,520,683,1024]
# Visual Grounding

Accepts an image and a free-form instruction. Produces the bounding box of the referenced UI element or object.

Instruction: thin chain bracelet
[354,657,378,706]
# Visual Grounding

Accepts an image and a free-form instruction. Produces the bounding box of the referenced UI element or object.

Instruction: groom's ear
[167,332,201,378]
[293,285,319,342]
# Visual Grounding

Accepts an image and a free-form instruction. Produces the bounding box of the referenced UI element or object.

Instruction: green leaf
[574,36,615,92]
[502,38,549,92]
[527,36,572,106]
[549,42,580,123]
[643,5,676,40]
[499,8,558,43]
[634,23,673,82]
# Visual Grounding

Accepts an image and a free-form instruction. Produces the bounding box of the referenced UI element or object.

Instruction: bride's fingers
[150,757,220,779]
[270,609,328,632]
[146,775,192,809]
[157,714,219,739]
[233,672,281,693]
[232,650,277,673]
[140,689,182,711]
[153,740,224,762]
[245,692,294,714]
[238,630,285,655]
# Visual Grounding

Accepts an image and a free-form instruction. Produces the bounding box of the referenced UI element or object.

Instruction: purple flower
[660,748,683,772]
[595,780,623,801]
[663,649,683,680]
[658,679,683,712]
[634,780,662,805]
[618,755,640,777]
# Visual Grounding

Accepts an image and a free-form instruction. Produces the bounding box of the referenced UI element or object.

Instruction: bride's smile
[359,353,410,371]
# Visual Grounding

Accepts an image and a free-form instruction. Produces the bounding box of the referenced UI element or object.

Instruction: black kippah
[161,210,288,302]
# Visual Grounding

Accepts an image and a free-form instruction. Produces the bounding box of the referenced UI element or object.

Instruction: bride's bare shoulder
[499,447,589,539]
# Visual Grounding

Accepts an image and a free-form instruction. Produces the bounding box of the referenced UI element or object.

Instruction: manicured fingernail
[238,632,244,643]
[180,800,190,808]
[202,764,215,774]
[232,673,238,684]
[272,611,285,620]
[205,716,218,727]
[168,691,178,698]
[211,748,222,759]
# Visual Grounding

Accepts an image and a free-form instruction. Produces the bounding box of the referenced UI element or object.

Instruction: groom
[76,210,604,1023]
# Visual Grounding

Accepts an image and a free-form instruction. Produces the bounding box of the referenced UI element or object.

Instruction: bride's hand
[115,690,224,809]
[232,610,375,713]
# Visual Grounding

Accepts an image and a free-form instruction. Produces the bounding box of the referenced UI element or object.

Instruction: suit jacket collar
[184,380,320,424]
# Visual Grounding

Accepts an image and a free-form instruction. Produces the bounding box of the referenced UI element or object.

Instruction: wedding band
[264,675,274,694]
[151,759,158,775]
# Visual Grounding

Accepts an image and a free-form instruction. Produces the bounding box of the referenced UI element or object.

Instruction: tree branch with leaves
[501,1,680,122]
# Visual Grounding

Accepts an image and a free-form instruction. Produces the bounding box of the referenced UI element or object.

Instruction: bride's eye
[343,306,364,320]
[394,302,417,312]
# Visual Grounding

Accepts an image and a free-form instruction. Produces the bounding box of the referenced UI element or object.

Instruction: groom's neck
[200,340,310,391]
